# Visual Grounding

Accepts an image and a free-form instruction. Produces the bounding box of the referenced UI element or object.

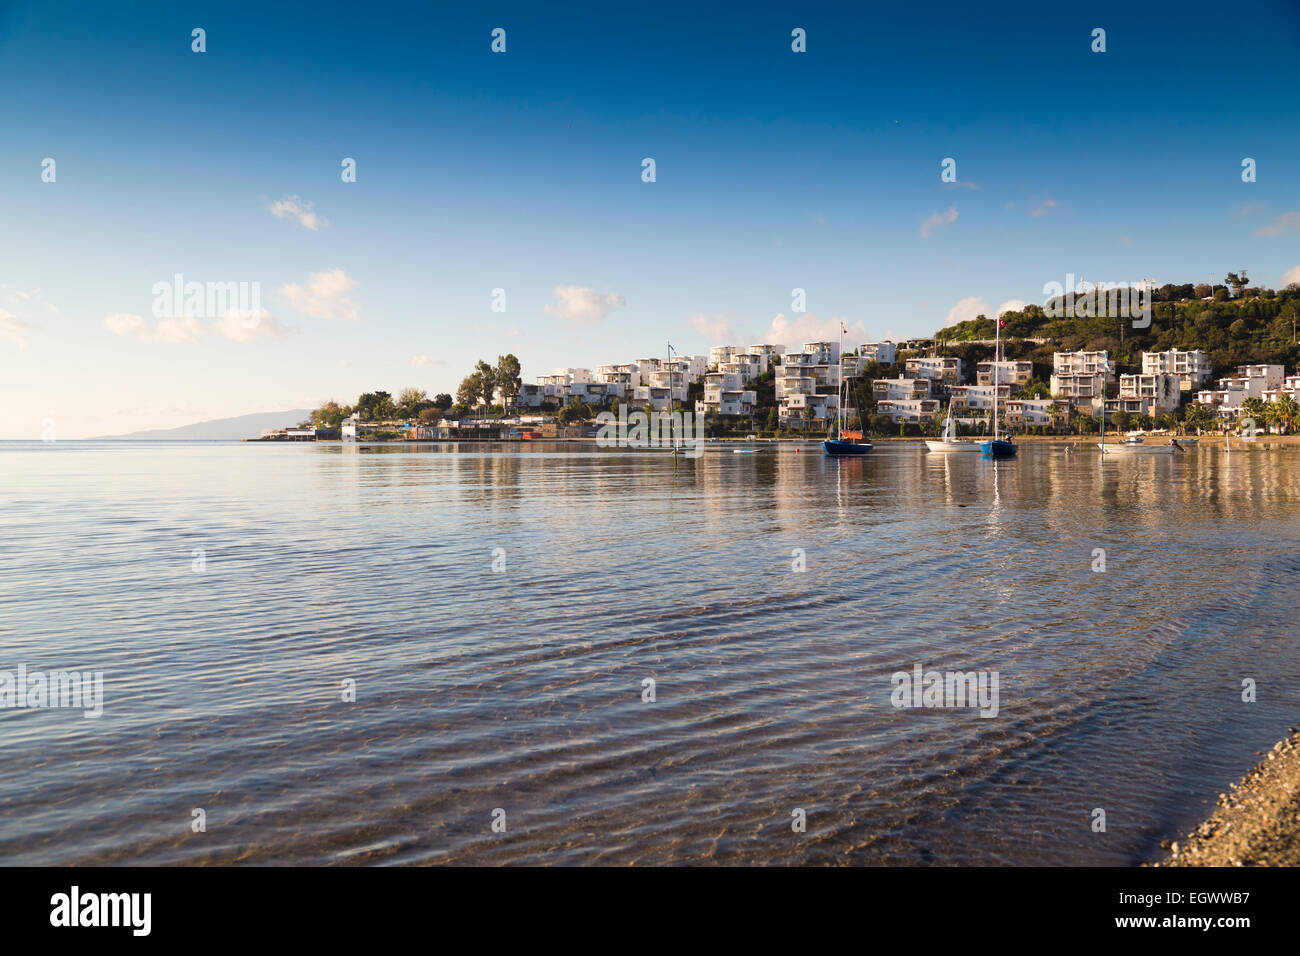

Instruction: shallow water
[1,439,1297,865]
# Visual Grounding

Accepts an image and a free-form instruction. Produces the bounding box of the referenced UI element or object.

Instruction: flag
[998,318,1006,328]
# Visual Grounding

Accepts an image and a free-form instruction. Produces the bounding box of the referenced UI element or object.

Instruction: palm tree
[1273,395,1300,435]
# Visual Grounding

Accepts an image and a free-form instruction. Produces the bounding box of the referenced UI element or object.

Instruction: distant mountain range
[91,409,312,441]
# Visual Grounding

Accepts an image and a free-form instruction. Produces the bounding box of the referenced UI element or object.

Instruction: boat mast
[992,318,1000,441]
[838,321,844,440]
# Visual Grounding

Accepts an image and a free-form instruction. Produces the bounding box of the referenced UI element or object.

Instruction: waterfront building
[776,341,842,425]
[1194,364,1285,417]
[1117,372,1181,415]
[696,370,758,418]
[871,376,932,401]
[976,359,1033,387]
[1005,398,1070,430]
[875,398,941,424]
[1141,348,1211,392]
[905,355,963,386]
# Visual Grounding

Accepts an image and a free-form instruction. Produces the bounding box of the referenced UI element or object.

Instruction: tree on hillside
[433,393,453,410]
[495,354,522,411]
[1226,271,1250,298]
[474,360,497,408]
[457,372,483,411]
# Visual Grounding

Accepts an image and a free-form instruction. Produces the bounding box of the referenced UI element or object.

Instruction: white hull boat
[926,403,981,452]
[1098,442,1177,455]
[925,438,983,452]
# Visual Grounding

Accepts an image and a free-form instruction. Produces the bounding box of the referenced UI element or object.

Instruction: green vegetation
[935,274,1300,377]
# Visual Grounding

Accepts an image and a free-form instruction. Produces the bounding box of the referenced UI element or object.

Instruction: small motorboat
[1098,442,1177,455]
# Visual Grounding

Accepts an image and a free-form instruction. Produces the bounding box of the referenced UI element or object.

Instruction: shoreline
[255,434,1300,448]
[1153,729,1300,866]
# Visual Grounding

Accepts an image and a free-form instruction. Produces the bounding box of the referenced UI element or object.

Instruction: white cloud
[690,313,734,342]
[269,195,322,231]
[104,312,204,344]
[153,316,205,344]
[1030,199,1058,218]
[920,206,958,237]
[104,313,145,336]
[1256,212,1300,237]
[213,308,288,343]
[1,309,28,350]
[411,354,448,367]
[996,299,1028,315]
[280,269,360,320]
[543,285,626,323]
[762,312,867,345]
[1281,265,1300,287]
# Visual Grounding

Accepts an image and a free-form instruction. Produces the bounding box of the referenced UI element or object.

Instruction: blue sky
[3,0,1299,436]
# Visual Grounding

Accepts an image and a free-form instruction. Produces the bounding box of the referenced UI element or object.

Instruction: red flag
[998,318,1006,328]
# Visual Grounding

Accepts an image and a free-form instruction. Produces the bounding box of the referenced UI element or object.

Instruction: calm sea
[2,439,1298,865]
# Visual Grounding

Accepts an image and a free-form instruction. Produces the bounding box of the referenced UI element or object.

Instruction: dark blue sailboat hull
[980,439,1017,458]
[822,439,873,456]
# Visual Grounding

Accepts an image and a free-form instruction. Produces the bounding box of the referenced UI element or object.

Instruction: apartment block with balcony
[1050,371,1105,410]
[1141,349,1211,392]
[875,398,941,424]
[860,341,897,366]
[1005,398,1070,429]
[871,377,932,402]
[1194,365,1285,417]
[1053,350,1112,378]
[905,355,963,387]
[779,391,839,427]
[976,359,1034,387]
[696,371,757,418]
[1116,372,1180,415]
[949,384,1010,416]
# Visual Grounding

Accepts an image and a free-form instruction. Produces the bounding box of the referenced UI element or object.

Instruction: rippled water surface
[2,439,1299,865]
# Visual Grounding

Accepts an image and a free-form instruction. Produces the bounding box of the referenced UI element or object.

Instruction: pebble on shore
[1152,729,1300,866]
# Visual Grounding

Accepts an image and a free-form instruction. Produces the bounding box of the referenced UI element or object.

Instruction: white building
[776,341,842,425]
[905,355,963,386]
[1054,350,1112,377]
[875,398,940,423]
[1051,354,1112,409]
[1006,399,1069,429]
[977,359,1034,387]
[861,341,897,366]
[872,377,932,401]
[696,371,757,418]
[1141,349,1211,392]
[1195,365,1285,417]
[1117,373,1181,415]
[950,384,1010,416]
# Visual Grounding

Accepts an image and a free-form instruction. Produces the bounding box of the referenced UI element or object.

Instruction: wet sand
[1154,730,1300,866]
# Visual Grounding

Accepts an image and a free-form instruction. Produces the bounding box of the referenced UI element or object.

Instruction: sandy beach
[1154,729,1300,866]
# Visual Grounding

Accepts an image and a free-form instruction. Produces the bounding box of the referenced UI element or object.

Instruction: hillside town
[262,339,1300,442]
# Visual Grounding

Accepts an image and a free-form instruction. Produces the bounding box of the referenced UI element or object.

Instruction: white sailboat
[925,402,981,452]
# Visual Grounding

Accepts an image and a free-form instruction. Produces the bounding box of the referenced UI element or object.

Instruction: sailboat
[980,316,1017,458]
[822,323,873,456]
[925,402,981,452]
